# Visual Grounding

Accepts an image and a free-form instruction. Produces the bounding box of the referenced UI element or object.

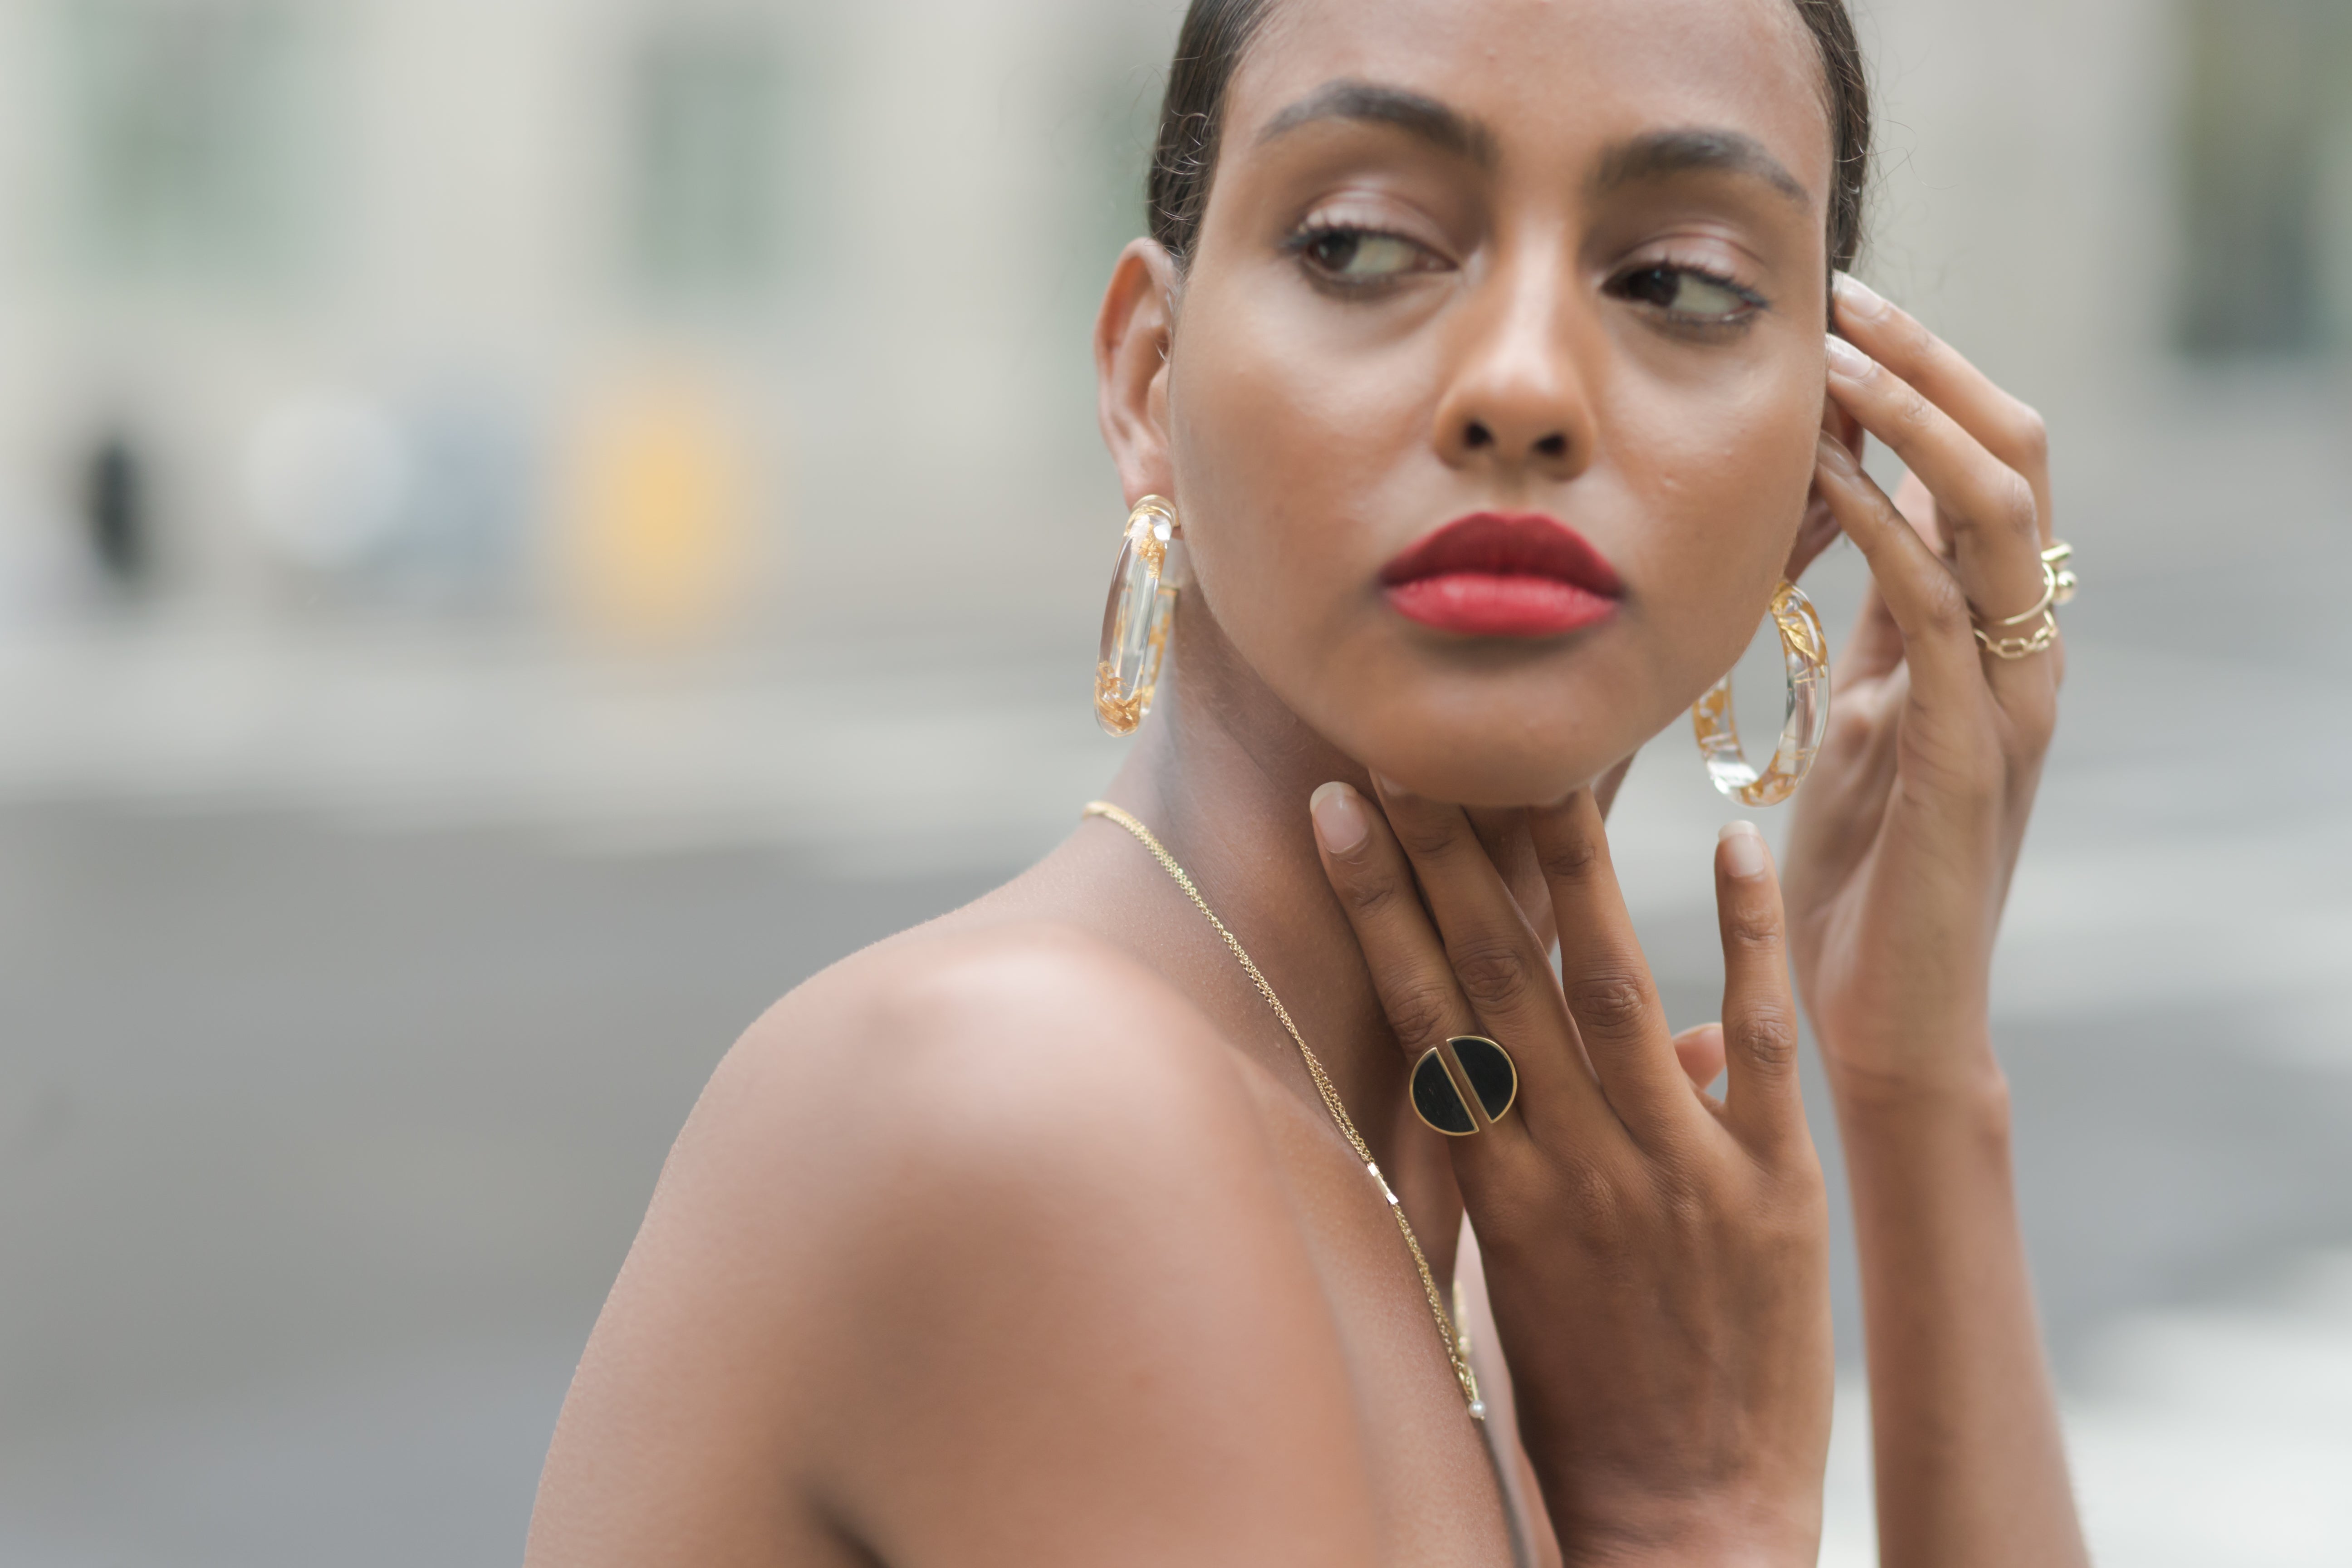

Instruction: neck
[1099,604,1426,1174]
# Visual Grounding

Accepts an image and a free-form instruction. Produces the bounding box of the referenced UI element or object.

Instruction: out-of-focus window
[58,0,321,285]
[2176,0,2352,357]
[628,14,784,302]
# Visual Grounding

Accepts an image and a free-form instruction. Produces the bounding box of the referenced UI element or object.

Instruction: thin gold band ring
[1972,541,2076,661]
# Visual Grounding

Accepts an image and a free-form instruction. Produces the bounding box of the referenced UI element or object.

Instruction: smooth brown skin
[1311,785,1833,1563]
[528,1,2089,1564]
[1798,289,2089,1568]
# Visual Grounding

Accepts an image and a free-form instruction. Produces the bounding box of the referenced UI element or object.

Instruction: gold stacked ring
[1973,541,2077,661]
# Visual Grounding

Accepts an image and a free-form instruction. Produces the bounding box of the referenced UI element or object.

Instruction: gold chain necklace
[1083,800,1486,1421]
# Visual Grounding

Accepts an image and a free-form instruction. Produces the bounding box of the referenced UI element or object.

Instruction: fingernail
[1311,781,1370,854]
[1833,271,1890,318]
[1823,333,1876,380]
[1815,431,1859,474]
[1370,772,1415,801]
[1719,820,1769,880]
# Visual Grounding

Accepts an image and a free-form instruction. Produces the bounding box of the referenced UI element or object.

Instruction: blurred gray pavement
[0,802,1000,1565]
[2,506,2349,1565]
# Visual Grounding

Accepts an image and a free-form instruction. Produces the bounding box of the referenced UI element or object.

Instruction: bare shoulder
[673,916,1292,1253]
[531,918,1377,1568]
[734,914,1265,1163]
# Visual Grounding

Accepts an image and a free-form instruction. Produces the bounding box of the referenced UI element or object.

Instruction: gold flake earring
[1094,495,1186,736]
[1691,580,1831,806]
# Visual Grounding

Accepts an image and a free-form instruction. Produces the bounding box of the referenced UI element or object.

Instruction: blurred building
[0,0,2342,644]
[0,0,1171,644]
[1843,0,2351,576]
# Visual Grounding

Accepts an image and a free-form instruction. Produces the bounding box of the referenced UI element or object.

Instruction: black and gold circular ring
[1410,1035,1519,1137]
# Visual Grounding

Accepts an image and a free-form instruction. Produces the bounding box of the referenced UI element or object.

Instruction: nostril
[1464,421,1494,449]
[1535,433,1568,459]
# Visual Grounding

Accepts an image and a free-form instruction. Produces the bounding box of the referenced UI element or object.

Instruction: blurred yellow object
[568,379,750,639]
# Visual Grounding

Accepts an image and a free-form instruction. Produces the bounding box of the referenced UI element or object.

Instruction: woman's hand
[1789,278,2090,1568]
[1309,780,1833,1567]
[1790,275,2063,1097]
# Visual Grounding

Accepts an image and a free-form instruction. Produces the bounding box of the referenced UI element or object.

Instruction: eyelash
[1284,222,1770,329]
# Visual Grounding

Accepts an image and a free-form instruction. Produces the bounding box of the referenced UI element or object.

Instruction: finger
[1365,778,1610,1137]
[1712,823,1806,1141]
[1308,782,1485,1068]
[1833,276,2053,545]
[1672,1023,1726,1095]
[1824,338,2048,679]
[1812,436,1983,697]
[1891,470,1946,556]
[1313,783,1546,1148]
[1592,756,1635,820]
[1889,389,2068,693]
[1839,572,1906,685]
[1465,806,1553,955]
[1524,789,1706,1141]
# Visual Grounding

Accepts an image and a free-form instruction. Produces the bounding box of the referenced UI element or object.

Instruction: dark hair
[1147,0,1872,274]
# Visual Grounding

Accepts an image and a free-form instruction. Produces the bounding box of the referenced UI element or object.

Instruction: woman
[529,0,2089,1563]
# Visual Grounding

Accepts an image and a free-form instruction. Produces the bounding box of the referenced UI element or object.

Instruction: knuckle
[1731,1009,1801,1075]
[1566,968,1652,1037]
[1658,1172,1718,1236]
[1377,980,1456,1051]
[1997,472,2040,539]
[1891,309,1936,357]
[1722,897,1784,952]
[1920,572,1971,637]
[1388,811,1463,861]
[1748,1186,1827,1254]
[1462,1177,1539,1245]
[2010,686,2059,754]
[1959,745,2009,804]
[1558,1155,1630,1237]
[1890,386,1939,440]
[2005,403,2050,469]
[1914,727,2004,804]
[1336,868,1403,920]
[1536,826,1605,886]
[1450,936,1536,1014]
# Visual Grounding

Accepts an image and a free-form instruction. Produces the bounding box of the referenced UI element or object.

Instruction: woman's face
[1104,0,1838,805]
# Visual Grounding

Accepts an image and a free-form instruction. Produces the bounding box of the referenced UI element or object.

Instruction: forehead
[1229,0,1830,192]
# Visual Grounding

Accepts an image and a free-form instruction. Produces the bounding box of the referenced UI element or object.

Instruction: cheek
[1163,283,1428,643]
[1612,358,1823,671]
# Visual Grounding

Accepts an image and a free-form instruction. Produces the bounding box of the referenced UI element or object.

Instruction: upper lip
[1379,511,1625,596]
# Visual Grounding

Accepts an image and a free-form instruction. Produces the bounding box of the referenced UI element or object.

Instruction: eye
[1292,226,1438,284]
[1609,264,1763,322]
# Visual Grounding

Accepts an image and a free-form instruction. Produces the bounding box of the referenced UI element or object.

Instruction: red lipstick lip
[1379,511,1624,638]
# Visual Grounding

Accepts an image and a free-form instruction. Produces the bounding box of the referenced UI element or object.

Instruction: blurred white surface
[1825,1253,2352,1568]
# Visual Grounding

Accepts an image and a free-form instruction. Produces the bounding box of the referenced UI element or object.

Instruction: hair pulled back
[1148,0,1872,274]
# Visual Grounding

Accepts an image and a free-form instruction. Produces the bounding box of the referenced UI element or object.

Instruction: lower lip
[1386,573,1619,637]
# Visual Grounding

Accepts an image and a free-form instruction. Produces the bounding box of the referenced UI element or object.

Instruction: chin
[1318,652,1663,808]
[1349,709,1637,809]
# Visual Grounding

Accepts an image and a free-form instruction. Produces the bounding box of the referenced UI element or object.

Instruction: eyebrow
[1257,79,1499,168]
[1593,128,1812,210]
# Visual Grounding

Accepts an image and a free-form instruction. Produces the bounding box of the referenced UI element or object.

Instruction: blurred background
[0,0,2346,1563]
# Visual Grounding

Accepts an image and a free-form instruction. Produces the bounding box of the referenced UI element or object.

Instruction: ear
[1785,395,1864,581]
[1095,238,1181,508]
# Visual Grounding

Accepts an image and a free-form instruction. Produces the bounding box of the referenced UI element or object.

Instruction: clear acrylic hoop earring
[1691,580,1831,807]
[1094,496,1187,736]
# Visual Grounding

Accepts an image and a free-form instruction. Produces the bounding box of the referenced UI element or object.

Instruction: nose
[1432,254,1598,481]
